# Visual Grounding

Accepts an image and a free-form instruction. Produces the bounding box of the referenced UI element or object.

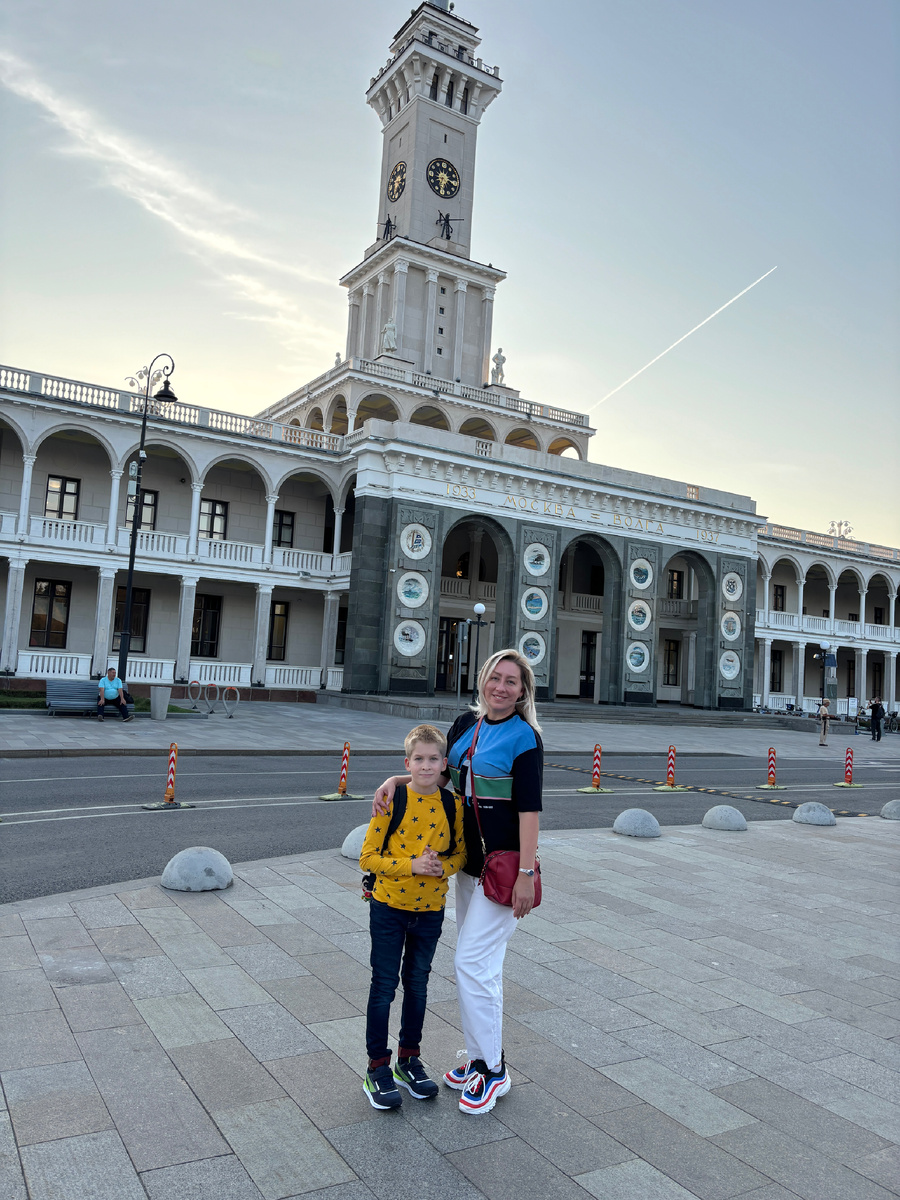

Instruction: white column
[106,469,123,545]
[332,508,344,557]
[759,570,771,625]
[0,558,28,672]
[188,484,203,557]
[452,279,468,381]
[856,647,867,703]
[796,576,805,627]
[886,651,897,712]
[263,494,278,565]
[828,582,837,627]
[320,591,341,687]
[762,638,773,707]
[346,290,361,361]
[358,284,372,359]
[424,269,438,374]
[17,454,36,536]
[174,577,198,682]
[858,587,868,628]
[252,582,274,687]
[91,568,118,676]
[683,630,697,705]
[392,259,409,353]
[791,641,806,705]
[375,273,386,351]
[888,586,898,636]
[480,286,495,386]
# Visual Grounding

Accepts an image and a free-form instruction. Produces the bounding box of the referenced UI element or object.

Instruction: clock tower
[340,0,506,387]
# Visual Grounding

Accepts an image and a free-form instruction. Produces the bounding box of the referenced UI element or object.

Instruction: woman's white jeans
[454,870,518,1070]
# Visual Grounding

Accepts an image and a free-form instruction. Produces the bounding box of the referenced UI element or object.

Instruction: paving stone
[219,1002,325,1061]
[134,992,231,1050]
[71,896,138,929]
[728,1188,807,1200]
[225,899,301,928]
[0,1009,79,1071]
[707,1007,839,1063]
[712,1121,898,1200]
[782,990,900,1035]
[263,976,360,1023]
[184,965,273,1009]
[134,908,200,940]
[172,899,268,947]
[141,1154,264,1200]
[492,1082,633,1174]
[0,1113,27,1200]
[215,1099,355,1199]
[0,969,58,1016]
[712,1077,891,1163]
[617,991,742,1044]
[19,1130,146,1200]
[117,886,175,910]
[815,1052,900,1104]
[262,923,357,958]
[75,1024,229,1171]
[514,1010,642,1069]
[703,978,817,1024]
[53,981,142,1031]
[284,1185,372,1200]
[170,1038,286,1109]
[576,1159,700,1200]
[397,1089,514,1153]
[510,1042,643,1119]
[22,916,93,953]
[615,1026,756,1088]
[2,1061,112,1146]
[325,1118,485,1199]
[797,1017,900,1072]
[38,946,117,986]
[267,1051,381,1131]
[90,923,164,962]
[848,1144,900,1192]
[0,938,39,972]
[257,884,325,912]
[764,1063,900,1144]
[596,1103,769,1200]
[108,953,192,1000]
[446,1132,592,1199]
[600,1058,756,1137]
[298,951,372,996]
[307,1016,371,1071]
[0,916,25,938]
[226,942,312,981]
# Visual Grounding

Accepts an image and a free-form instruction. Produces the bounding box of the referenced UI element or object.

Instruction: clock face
[426,158,460,198]
[387,161,406,203]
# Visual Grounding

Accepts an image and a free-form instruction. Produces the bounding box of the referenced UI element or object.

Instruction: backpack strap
[380,785,408,856]
[437,786,457,859]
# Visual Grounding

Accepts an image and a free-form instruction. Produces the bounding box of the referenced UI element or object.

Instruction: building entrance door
[580,630,597,698]
[436,617,469,692]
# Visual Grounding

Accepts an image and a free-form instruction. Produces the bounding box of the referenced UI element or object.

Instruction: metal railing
[759,523,899,563]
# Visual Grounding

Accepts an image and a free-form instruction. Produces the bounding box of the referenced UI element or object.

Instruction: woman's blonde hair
[472,648,542,733]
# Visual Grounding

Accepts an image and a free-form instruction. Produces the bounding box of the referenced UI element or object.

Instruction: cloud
[0,47,334,358]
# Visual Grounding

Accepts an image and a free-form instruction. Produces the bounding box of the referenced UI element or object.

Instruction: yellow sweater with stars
[359,788,465,912]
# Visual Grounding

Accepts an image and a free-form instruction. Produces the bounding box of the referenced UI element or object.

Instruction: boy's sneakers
[393,1056,438,1100]
[363,1064,402,1110]
[443,1052,476,1090]
[459,1057,511,1115]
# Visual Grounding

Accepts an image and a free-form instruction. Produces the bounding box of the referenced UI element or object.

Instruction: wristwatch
[518,868,535,877]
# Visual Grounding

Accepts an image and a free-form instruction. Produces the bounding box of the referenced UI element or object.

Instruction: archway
[274,470,337,555]
[30,428,113,530]
[459,416,496,441]
[547,437,581,459]
[555,541,605,699]
[200,458,270,546]
[658,550,717,708]
[307,407,324,432]
[505,427,540,451]
[410,404,450,430]
[329,398,348,435]
[354,394,399,429]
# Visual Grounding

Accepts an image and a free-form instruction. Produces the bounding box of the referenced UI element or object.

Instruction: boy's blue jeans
[366,898,444,1063]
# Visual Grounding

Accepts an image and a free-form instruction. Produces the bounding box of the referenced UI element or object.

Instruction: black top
[446,709,543,877]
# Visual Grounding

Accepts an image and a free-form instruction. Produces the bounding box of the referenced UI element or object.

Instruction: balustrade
[29,516,105,545]
[17,651,92,678]
[189,660,252,685]
[197,538,264,565]
[106,657,175,682]
[264,665,320,688]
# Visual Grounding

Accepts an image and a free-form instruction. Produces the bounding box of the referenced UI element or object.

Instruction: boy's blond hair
[404,723,447,757]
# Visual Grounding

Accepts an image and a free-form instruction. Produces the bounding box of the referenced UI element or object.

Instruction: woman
[818,697,831,745]
[373,648,543,1116]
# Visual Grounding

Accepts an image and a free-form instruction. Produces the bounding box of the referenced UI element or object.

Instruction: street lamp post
[470,602,487,704]
[812,640,833,707]
[116,355,177,687]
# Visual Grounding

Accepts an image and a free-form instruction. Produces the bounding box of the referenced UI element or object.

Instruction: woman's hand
[372,775,404,818]
[511,873,535,919]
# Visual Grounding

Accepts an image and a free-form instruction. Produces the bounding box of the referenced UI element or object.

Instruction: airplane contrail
[589,266,778,411]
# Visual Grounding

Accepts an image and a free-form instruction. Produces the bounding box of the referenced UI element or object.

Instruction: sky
[1,0,897,545]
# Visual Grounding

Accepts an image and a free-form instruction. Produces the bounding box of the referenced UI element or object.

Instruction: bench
[45,680,134,717]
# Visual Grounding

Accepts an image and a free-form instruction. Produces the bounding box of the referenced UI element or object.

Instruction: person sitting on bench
[98,667,133,722]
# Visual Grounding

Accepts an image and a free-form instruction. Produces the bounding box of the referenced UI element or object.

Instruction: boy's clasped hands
[411,846,444,876]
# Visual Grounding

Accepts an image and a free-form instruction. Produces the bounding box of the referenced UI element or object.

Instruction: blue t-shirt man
[98,669,132,720]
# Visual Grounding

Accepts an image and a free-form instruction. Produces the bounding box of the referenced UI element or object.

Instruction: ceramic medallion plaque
[394,621,426,657]
[720,611,742,641]
[719,650,741,680]
[399,523,431,561]
[721,572,743,602]
[630,558,653,590]
[518,633,546,665]
[396,572,429,609]
[626,642,650,673]
[520,588,548,621]
[523,543,551,577]
[627,600,652,631]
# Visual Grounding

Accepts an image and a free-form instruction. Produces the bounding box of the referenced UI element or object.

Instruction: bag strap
[379,785,407,856]
[466,717,488,855]
[437,787,457,859]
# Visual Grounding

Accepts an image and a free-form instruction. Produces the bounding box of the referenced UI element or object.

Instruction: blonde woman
[372,649,543,1116]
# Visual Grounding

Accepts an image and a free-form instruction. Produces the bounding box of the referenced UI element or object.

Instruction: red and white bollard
[655,744,688,790]
[759,747,786,789]
[834,746,863,788]
[164,743,178,802]
[321,741,363,800]
[578,743,613,793]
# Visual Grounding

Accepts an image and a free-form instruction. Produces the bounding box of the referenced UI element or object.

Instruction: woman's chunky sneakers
[442,1055,476,1090]
[393,1056,438,1100]
[458,1057,511,1115]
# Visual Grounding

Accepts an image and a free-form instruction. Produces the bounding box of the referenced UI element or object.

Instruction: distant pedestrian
[870,697,885,742]
[98,668,133,722]
[817,698,830,745]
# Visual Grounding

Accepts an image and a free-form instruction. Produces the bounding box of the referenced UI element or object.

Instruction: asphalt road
[1,752,896,903]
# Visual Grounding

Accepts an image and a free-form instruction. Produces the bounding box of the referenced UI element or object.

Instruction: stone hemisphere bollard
[702,805,748,831]
[880,799,900,821]
[613,808,661,838]
[341,824,369,860]
[792,802,837,827]
[161,846,233,891]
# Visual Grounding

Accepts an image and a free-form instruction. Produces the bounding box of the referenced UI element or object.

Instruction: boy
[360,724,464,1109]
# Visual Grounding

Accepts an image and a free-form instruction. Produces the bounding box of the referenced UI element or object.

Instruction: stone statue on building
[334,352,342,369]
[490,347,506,386]
[380,317,397,355]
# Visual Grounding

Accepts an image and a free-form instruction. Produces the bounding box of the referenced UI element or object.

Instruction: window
[773,584,786,612]
[667,570,684,600]
[663,639,680,687]
[429,71,439,100]
[848,612,859,623]
[444,133,448,142]
[335,606,348,665]
[29,579,71,648]
[770,648,783,693]
[191,595,222,658]
[460,86,469,115]
[439,306,445,314]
[44,476,79,521]
[873,606,885,625]
[199,498,228,541]
[273,510,294,549]
[847,658,855,698]
[686,484,699,501]
[445,80,454,108]
[125,489,157,531]
[437,347,443,355]
[440,287,446,294]
[112,586,150,653]
[822,609,829,618]
[438,326,444,335]
[267,601,289,661]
